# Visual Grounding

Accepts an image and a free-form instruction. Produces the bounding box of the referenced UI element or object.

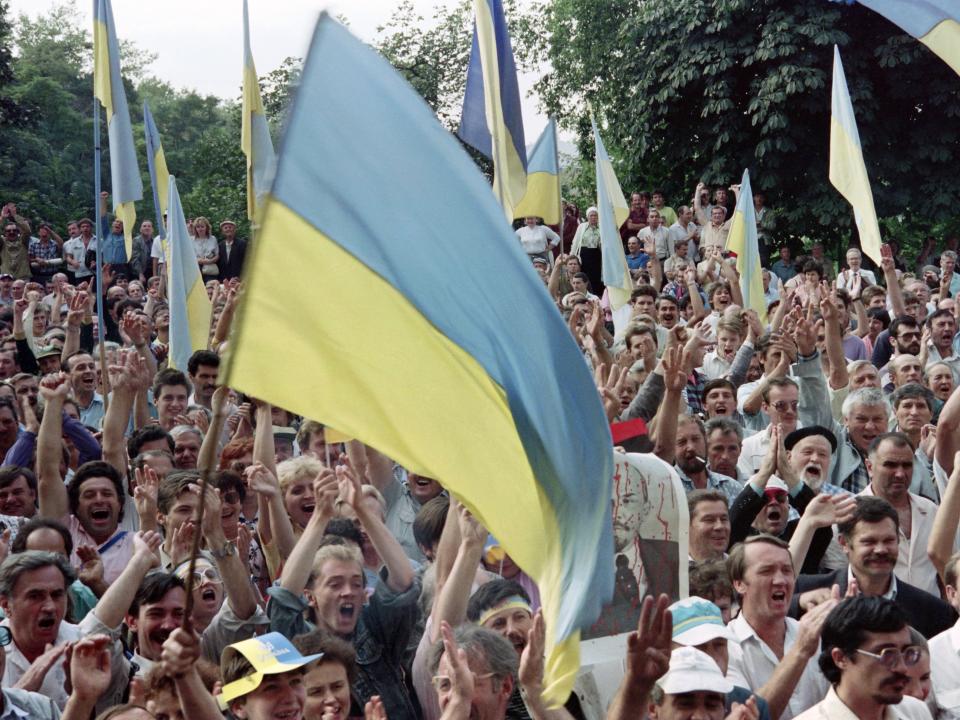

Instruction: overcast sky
[9,0,553,140]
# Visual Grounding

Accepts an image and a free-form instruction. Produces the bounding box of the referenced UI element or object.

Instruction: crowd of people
[0,178,954,720]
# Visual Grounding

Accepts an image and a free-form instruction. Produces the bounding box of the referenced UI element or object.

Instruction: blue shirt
[626,251,649,270]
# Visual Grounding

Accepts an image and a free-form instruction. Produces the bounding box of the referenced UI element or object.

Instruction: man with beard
[859,433,940,596]
[791,497,955,639]
[886,316,923,368]
[729,425,849,574]
[797,596,931,720]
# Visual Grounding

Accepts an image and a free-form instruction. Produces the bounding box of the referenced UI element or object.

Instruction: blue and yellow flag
[849,0,960,77]
[459,0,527,219]
[242,0,276,222]
[143,101,170,240]
[593,121,632,335]
[166,175,212,371]
[513,118,560,224]
[93,0,142,259]
[224,15,613,703]
[829,46,882,265]
[727,169,767,322]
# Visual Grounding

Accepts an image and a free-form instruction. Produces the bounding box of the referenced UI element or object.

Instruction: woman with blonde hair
[192,216,219,278]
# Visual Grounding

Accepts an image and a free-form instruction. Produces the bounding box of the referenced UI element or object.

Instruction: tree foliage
[529,0,960,253]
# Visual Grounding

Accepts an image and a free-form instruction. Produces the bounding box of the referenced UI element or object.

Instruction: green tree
[530,0,960,255]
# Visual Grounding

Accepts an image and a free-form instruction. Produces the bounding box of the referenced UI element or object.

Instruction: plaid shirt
[676,467,744,505]
[683,369,706,415]
[842,441,871,494]
[28,237,60,270]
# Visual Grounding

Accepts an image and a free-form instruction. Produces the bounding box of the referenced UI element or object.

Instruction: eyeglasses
[855,646,921,669]
[190,567,222,585]
[897,332,921,341]
[0,626,10,646]
[771,401,799,412]
[431,673,495,693]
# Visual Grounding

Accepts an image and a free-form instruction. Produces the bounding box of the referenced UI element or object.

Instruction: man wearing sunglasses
[797,595,930,719]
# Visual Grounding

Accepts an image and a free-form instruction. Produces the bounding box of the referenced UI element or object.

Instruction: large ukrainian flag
[143,101,170,238]
[513,119,560,224]
[593,121,633,336]
[852,0,960,77]
[241,0,276,222]
[224,15,613,703]
[166,176,211,371]
[459,0,527,219]
[726,169,767,322]
[829,46,883,265]
[93,0,142,258]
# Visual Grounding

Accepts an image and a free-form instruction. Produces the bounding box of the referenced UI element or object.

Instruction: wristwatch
[211,540,237,560]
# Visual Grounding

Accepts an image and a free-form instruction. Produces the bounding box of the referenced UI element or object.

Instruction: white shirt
[858,485,942,597]
[728,613,829,720]
[701,350,734,381]
[836,268,877,291]
[639,225,671,259]
[794,685,932,720]
[515,225,560,255]
[62,236,93,277]
[1,618,82,710]
[929,619,960,713]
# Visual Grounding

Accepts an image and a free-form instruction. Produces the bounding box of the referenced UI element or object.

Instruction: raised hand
[132,529,162,566]
[160,627,201,679]
[662,345,687,393]
[245,463,280,498]
[624,594,672,693]
[39,372,71,401]
[312,467,339,523]
[457,502,488,546]
[65,635,112,702]
[15,642,69,692]
[336,460,363,511]
[518,610,547,692]
[75,545,105,590]
[133,465,160,521]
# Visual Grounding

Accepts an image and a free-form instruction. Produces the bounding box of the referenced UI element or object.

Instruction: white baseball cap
[765,477,789,494]
[669,597,735,646]
[658,647,733,695]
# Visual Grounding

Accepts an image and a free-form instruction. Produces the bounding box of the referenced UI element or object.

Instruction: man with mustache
[859,433,940,597]
[796,596,931,719]
[791,497,955,639]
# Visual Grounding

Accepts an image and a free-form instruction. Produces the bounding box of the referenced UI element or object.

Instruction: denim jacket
[267,569,422,720]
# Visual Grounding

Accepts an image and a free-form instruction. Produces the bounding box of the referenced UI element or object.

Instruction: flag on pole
[593,121,633,336]
[93,0,142,259]
[829,46,883,265]
[143,102,170,238]
[223,15,613,704]
[726,169,767,322]
[458,0,527,219]
[241,0,276,222]
[844,1,960,77]
[513,118,561,224]
[166,175,212,371]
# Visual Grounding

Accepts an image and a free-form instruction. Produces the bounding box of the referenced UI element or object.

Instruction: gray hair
[0,551,75,597]
[170,424,202,442]
[704,416,744,443]
[428,624,519,683]
[943,250,958,263]
[846,359,876,376]
[842,387,890,420]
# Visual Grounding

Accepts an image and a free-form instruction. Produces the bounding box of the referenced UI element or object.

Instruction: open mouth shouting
[89,507,112,526]
[37,615,57,637]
